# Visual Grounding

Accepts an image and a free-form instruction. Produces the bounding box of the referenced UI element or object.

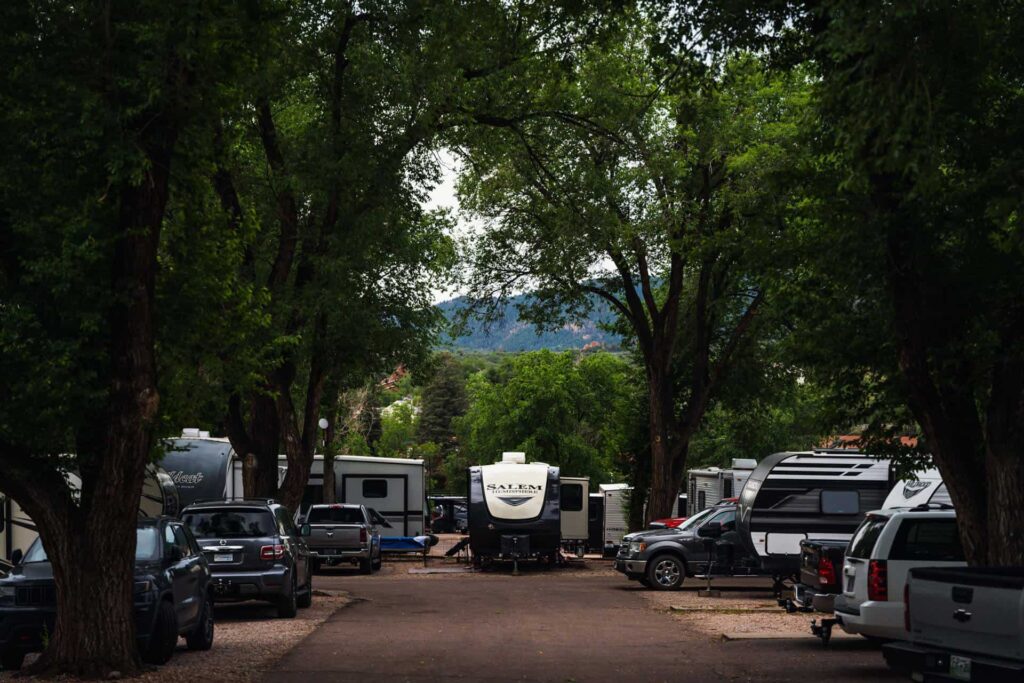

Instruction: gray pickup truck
[304,504,388,574]
[883,566,1024,681]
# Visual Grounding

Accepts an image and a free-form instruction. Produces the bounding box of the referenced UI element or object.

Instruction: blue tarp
[380,536,427,553]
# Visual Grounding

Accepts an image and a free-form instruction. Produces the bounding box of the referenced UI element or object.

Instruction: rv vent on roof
[732,458,757,469]
[182,428,200,438]
[501,452,526,464]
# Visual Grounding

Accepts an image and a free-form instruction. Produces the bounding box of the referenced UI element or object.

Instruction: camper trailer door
[342,475,406,537]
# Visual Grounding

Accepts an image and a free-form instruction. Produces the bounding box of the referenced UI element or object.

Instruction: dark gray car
[181,499,313,617]
[614,505,758,590]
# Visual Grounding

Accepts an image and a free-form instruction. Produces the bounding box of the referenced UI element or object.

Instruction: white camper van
[883,469,950,509]
[600,483,631,557]
[686,458,757,516]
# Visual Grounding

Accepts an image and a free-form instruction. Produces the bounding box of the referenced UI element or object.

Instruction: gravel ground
[636,579,818,638]
[2,591,351,682]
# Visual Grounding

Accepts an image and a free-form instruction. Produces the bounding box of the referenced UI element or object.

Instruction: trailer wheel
[646,555,685,590]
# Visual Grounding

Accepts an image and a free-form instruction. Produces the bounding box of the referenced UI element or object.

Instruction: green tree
[456,19,811,520]
[454,351,633,488]
[694,0,1024,565]
[0,1,246,674]
[378,401,419,458]
[417,355,469,455]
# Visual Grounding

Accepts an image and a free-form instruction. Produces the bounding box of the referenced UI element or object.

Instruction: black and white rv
[467,452,561,564]
[736,450,891,578]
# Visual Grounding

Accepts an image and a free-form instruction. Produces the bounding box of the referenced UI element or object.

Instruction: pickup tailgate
[800,539,845,592]
[909,567,1024,661]
[307,524,364,550]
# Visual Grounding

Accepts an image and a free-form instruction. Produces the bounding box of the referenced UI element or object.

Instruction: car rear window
[889,518,964,561]
[183,509,276,539]
[847,515,889,558]
[306,507,365,524]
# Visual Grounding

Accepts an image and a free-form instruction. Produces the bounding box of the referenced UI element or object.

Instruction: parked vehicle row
[0,494,397,671]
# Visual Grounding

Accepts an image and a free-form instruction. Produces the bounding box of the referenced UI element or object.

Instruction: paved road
[264,568,903,683]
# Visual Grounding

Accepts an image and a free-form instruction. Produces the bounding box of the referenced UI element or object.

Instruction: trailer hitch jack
[811,618,837,647]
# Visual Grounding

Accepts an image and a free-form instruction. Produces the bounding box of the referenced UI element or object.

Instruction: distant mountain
[436,294,622,352]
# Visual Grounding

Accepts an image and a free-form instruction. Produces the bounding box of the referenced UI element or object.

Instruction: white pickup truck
[883,566,1024,681]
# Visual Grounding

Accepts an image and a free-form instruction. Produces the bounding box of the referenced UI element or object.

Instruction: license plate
[214,553,233,563]
[949,655,971,681]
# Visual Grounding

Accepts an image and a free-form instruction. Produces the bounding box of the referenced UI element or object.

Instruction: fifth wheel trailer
[467,452,561,563]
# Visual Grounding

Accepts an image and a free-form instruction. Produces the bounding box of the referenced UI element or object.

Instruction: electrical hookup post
[698,537,720,597]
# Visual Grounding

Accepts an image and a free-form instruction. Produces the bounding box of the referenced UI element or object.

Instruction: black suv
[0,518,214,669]
[615,504,762,590]
[180,499,313,618]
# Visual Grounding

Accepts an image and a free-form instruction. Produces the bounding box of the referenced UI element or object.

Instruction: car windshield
[306,507,364,524]
[676,507,713,532]
[22,526,161,563]
[183,509,276,539]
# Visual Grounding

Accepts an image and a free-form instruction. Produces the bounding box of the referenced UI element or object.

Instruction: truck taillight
[260,544,285,561]
[818,556,836,586]
[868,560,888,601]
[359,527,367,543]
[904,582,911,631]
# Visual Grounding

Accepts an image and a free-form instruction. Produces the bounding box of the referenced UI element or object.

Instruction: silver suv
[835,505,964,641]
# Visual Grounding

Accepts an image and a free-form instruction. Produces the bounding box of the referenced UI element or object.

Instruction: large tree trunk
[30,117,173,676]
[646,369,686,522]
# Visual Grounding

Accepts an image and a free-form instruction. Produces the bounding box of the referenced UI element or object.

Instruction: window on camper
[362,479,388,498]
[821,490,859,515]
[560,484,583,512]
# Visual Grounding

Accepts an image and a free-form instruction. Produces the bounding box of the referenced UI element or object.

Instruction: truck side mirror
[299,523,311,537]
[697,522,723,539]
[10,549,22,566]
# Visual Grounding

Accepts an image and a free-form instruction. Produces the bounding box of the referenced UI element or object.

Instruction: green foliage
[416,355,469,454]
[453,351,635,489]
[377,401,419,458]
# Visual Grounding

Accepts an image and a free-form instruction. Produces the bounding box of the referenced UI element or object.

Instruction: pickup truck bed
[883,567,1024,682]
[789,539,846,613]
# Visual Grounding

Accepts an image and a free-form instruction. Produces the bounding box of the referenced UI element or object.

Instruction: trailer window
[362,479,388,499]
[560,484,583,512]
[821,490,859,514]
[889,519,964,562]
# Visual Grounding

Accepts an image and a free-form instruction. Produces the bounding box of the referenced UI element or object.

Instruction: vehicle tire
[142,599,179,665]
[646,555,685,591]
[359,557,373,575]
[185,594,215,651]
[276,575,298,619]
[297,569,313,609]
[1,649,25,671]
[371,548,382,571]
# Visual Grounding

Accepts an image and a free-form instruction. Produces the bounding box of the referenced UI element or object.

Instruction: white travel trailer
[883,469,950,509]
[0,464,179,566]
[600,483,632,557]
[686,459,758,516]
[160,433,425,537]
[558,476,589,554]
